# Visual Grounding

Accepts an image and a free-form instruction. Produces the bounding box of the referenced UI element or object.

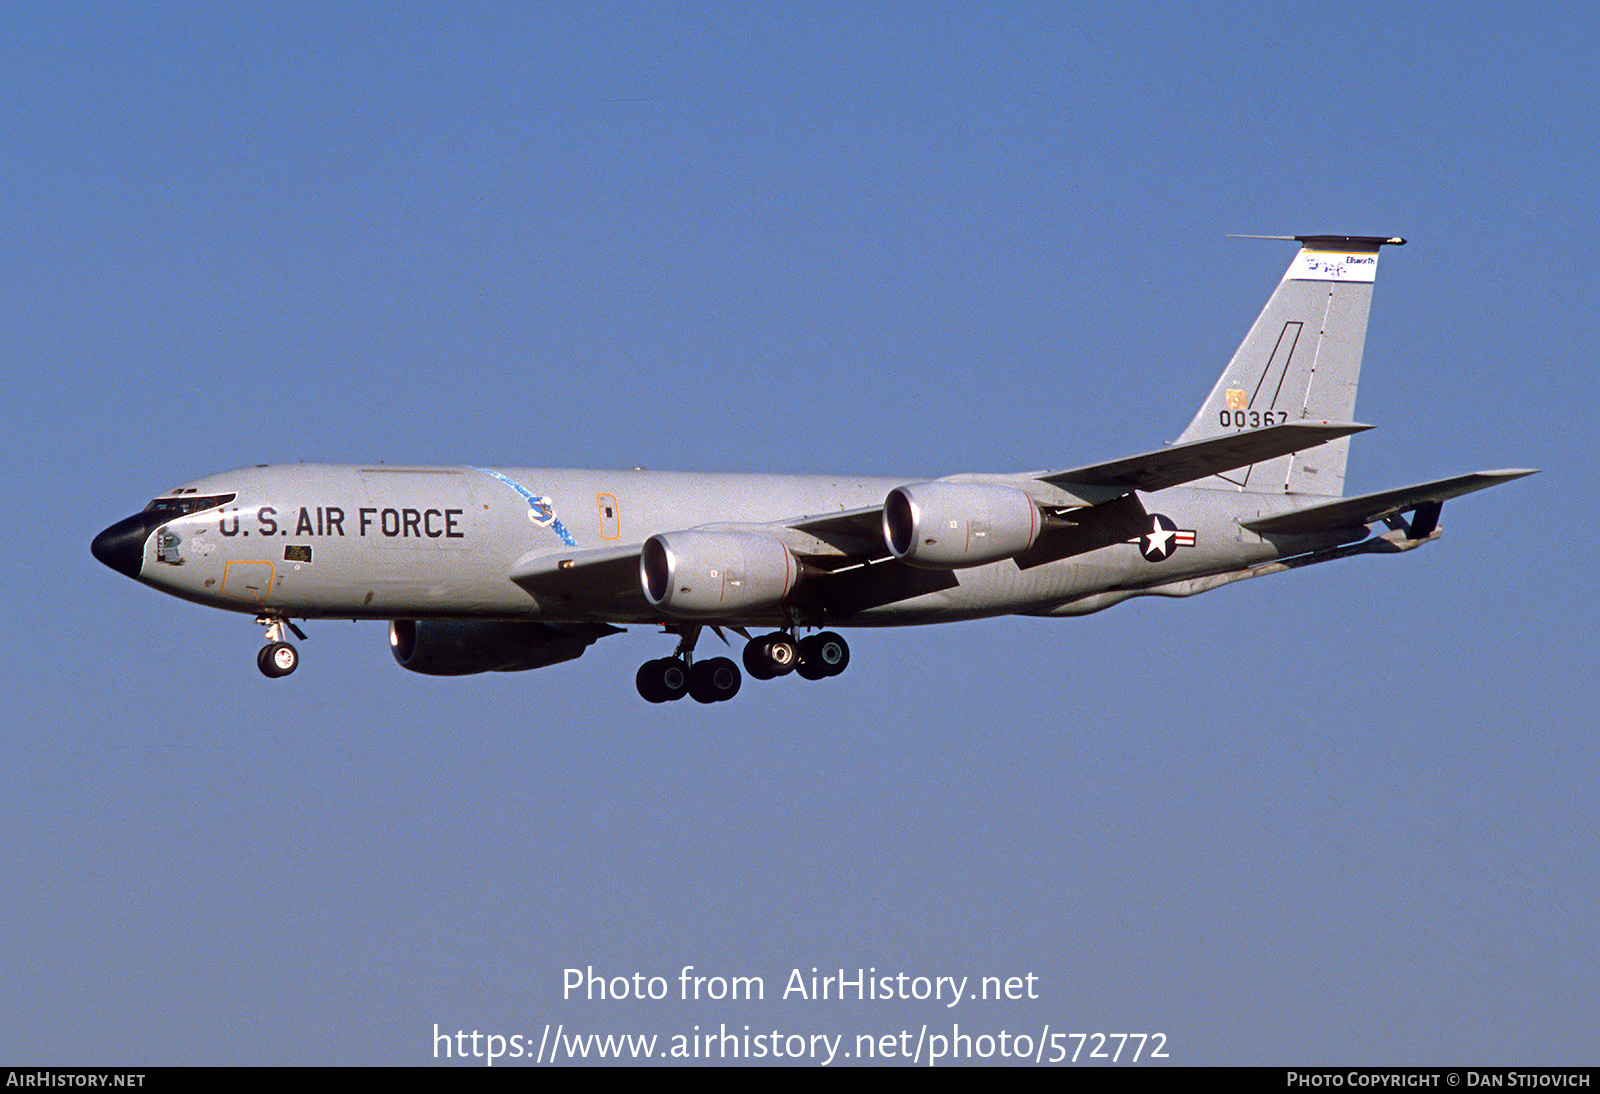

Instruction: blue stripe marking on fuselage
[474,467,577,547]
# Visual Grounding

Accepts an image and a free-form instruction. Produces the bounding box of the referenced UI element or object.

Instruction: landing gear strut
[255,616,305,678]
[637,626,851,705]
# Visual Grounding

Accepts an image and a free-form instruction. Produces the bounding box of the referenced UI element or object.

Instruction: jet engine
[641,530,798,617]
[883,481,1042,568]
[389,619,612,675]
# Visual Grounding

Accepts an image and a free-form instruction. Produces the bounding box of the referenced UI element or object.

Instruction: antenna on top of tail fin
[1178,234,1406,498]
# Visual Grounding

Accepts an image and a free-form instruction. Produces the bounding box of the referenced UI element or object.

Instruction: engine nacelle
[641,530,798,617]
[883,481,1042,568]
[389,619,607,675]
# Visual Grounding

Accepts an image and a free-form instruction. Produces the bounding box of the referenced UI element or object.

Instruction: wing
[1240,469,1538,536]
[510,543,651,616]
[731,505,886,567]
[506,505,892,618]
[1039,420,1371,495]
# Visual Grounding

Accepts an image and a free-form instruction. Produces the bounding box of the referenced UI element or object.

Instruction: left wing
[506,507,890,614]
[510,543,650,613]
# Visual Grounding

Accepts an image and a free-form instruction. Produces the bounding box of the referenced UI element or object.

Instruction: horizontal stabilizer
[1041,420,1371,495]
[1241,469,1538,535]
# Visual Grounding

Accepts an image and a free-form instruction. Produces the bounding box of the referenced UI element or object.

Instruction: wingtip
[1228,234,1407,248]
[1284,419,1373,434]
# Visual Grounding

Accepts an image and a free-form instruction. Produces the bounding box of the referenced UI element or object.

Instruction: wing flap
[1241,469,1538,535]
[1041,420,1371,494]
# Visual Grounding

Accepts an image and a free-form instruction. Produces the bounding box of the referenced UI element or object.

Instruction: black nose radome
[92,512,162,580]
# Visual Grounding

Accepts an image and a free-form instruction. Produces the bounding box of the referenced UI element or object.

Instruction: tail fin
[1177,234,1406,497]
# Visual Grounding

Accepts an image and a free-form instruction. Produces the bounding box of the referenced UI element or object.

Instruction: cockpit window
[142,493,236,517]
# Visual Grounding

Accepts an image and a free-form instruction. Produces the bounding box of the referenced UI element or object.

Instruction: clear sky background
[3,1,1593,1067]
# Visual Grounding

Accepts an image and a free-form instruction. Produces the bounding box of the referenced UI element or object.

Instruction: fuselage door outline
[221,560,276,605]
[598,493,621,540]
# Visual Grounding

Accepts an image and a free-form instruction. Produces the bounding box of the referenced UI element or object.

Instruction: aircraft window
[142,493,236,517]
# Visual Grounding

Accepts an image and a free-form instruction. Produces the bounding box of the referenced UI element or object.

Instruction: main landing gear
[255,616,306,679]
[744,630,849,681]
[636,626,850,704]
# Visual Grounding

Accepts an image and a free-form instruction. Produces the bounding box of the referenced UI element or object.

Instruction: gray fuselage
[116,463,1336,627]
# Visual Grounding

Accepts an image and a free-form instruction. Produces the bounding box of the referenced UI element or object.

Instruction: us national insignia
[1132,514,1198,563]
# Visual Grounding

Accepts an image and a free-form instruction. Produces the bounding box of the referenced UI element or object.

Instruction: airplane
[92,234,1534,704]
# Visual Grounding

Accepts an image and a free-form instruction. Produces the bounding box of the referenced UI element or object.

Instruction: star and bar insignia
[1131,513,1197,562]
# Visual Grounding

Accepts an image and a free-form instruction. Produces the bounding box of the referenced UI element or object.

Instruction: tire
[636,660,667,702]
[658,659,689,701]
[811,631,850,677]
[743,633,798,680]
[763,633,799,675]
[798,632,849,680]
[795,650,828,680]
[689,657,741,703]
[258,641,298,678]
[743,639,776,681]
[637,658,690,703]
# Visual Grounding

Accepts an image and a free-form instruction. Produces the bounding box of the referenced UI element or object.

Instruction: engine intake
[641,530,798,617]
[883,481,1041,568]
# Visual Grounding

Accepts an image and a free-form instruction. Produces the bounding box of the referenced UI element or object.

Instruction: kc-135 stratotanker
[93,236,1533,704]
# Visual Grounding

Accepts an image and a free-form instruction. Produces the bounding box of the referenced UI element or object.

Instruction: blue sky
[3,2,1593,1066]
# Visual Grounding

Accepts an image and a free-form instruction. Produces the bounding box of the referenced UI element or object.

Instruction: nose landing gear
[255,616,306,678]
[258,641,298,677]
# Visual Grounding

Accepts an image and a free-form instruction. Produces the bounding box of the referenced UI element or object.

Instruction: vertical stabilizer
[1178,235,1405,497]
